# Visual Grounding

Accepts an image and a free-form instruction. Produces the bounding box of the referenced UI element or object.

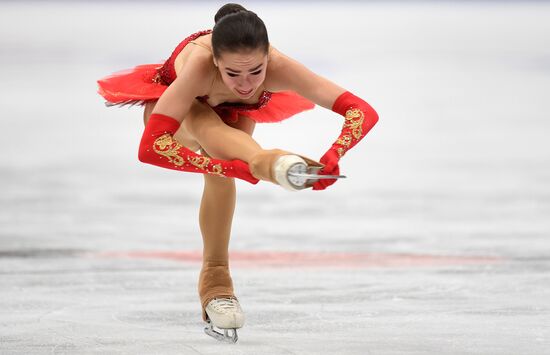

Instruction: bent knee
[184,101,224,138]
[173,126,201,152]
[228,114,256,136]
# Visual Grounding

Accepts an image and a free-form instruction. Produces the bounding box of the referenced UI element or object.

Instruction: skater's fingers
[312,178,337,190]
[313,162,339,190]
[320,161,340,176]
[319,162,336,175]
[312,181,325,190]
[319,149,340,172]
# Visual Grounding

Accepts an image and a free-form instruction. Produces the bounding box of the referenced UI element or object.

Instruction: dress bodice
[157,29,213,85]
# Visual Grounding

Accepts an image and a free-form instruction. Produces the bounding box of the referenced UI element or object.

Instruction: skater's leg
[147,100,258,161]
[147,101,323,188]
[198,170,236,321]
[145,101,247,323]
[198,114,256,262]
[182,102,321,185]
[199,172,235,262]
[197,115,255,321]
[180,101,262,162]
[199,128,259,262]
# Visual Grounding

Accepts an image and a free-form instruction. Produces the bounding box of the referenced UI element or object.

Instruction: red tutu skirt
[97,64,315,123]
[97,63,165,107]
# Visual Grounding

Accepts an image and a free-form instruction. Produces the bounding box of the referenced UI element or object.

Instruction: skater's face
[215,49,268,99]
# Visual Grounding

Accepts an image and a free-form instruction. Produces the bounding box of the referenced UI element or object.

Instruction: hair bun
[214,3,248,24]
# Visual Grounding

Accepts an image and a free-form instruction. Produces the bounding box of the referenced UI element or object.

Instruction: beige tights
[144,101,262,321]
[197,152,238,321]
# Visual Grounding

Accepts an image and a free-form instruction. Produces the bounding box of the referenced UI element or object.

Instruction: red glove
[312,91,379,191]
[138,113,259,184]
[312,149,340,190]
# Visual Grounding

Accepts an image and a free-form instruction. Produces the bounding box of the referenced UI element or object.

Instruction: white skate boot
[273,154,348,191]
[250,149,346,191]
[204,298,245,343]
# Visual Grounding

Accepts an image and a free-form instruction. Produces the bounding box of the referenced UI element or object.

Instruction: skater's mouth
[236,88,253,97]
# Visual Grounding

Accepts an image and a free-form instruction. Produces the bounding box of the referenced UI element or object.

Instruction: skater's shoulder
[263,47,288,81]
[188,32,214,53]
[263,47,310,91]
[265,47,307,76]
[174,43,215,78]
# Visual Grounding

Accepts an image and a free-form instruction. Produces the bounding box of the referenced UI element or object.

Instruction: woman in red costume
[97,3,378,343]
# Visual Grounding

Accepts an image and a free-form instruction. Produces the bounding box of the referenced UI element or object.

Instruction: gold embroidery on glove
[336,134,352,148]
[189,156,211,170]
[152,134,227,175]
[211,164,224,176]
[153,134,184,166]
[344,108,364,140]
[337,147,345,157]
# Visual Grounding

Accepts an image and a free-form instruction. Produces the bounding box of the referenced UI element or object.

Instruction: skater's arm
[151,52,214,120]
[267,49,379,190]
[266,48,347,110]
[139,52,212,157]
[267,49,379,145]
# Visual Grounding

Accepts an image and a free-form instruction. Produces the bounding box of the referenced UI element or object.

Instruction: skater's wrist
[324,147,341,162]
[232,159,260,184]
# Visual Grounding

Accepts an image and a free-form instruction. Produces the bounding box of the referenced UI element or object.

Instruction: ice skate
[249,149,346,191]
[203,297,245,343]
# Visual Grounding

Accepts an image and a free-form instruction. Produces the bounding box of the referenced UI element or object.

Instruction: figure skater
[97,3,378,343]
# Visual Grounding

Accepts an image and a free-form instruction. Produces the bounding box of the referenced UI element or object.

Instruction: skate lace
[211,298,241,314]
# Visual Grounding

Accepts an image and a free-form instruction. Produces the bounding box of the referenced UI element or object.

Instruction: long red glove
[313,91,379,190]
[138,113,259,184]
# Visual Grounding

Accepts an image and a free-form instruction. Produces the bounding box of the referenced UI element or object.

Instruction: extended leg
[144,101,330,189]
[181,102,326,188]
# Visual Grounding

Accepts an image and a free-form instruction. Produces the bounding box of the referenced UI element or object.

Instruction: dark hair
[214,3,247,24]
[212,3,269,58]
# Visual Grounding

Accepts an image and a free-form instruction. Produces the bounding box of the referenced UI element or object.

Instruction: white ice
[0,1,549,354]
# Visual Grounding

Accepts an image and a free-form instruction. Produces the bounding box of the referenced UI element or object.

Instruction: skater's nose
[236,75,255,90]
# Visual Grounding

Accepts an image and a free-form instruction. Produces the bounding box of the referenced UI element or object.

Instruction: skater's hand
[312,149,340,191]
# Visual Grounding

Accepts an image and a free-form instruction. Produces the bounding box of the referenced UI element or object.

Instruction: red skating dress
[97,30,315,123]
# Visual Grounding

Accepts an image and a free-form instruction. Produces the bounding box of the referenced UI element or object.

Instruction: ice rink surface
[1,1,549,354]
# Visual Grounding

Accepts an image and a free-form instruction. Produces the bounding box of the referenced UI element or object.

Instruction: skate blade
[204,322,238,343]
[287,164,346,189]
[288,172,347,180]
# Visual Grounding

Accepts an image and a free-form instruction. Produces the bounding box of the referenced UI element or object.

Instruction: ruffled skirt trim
[97,64,166,107]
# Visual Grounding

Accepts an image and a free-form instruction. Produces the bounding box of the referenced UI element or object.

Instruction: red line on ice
[96,250,503,268]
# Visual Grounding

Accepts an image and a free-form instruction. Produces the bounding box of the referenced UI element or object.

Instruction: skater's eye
[251,70,262,76]
[227,72,239,77]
